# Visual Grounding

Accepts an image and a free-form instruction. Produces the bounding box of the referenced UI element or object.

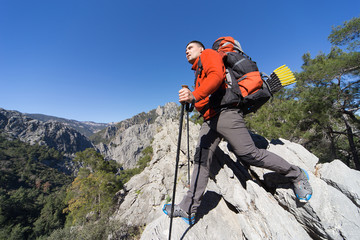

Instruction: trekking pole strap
[186,102,194,112]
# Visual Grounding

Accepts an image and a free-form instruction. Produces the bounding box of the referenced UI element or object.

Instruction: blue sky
[1,0,359,123]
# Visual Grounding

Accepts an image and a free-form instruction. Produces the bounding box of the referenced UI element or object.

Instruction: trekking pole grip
[181,85,194,112]
[181,85,189,106]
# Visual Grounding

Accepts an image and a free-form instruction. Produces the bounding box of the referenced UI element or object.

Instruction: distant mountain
[0,108,94,154]
[25,113,111,137]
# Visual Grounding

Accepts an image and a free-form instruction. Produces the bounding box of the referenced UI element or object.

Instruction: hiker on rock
[163,38,313,225]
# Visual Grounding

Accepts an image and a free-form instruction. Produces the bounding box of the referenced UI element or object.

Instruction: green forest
[1,17,359,239]
[0,135,72,239]
[0,135,152,239]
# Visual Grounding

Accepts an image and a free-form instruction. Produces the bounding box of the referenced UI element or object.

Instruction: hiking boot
[293,168,313,203]
[162,204,195,225]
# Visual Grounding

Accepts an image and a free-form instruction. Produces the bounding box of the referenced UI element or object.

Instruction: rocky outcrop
[110,110,360,240]
[95,102,179,169]
[0,108,93,154]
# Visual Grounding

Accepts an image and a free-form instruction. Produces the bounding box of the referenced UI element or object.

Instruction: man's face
[186,43,203,64]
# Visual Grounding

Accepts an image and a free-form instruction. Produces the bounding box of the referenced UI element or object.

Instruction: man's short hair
[186,40,205,50]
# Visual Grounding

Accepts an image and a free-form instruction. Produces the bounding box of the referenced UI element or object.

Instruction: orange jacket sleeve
[192,49,225,102]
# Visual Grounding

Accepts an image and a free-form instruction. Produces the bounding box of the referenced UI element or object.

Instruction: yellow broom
[267,65,296,93]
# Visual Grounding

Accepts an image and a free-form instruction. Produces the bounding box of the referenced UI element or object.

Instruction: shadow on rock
[180,191,222,240]
[270,139,285,145]
[196,191,222,220]
[263,172,292,193]
[250,131,269,149]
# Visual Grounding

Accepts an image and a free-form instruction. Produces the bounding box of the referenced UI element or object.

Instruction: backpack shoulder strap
[194,57,203,87]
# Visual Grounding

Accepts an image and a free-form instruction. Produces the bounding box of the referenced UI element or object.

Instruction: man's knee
[237,153,265,167]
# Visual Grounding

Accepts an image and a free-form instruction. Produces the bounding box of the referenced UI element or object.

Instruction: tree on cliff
[63,149,122,226]
[247,16,360,169]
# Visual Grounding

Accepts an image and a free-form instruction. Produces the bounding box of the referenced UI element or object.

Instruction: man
[163,40,312,225]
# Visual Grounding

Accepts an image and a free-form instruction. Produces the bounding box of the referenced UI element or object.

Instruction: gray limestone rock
[95,102,180,169]
[108,107,360,240]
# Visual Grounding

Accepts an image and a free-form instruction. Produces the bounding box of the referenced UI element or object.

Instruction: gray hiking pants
[179,108,301,214]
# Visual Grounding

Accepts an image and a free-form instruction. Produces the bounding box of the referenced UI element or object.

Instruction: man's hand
[179,87,195,104]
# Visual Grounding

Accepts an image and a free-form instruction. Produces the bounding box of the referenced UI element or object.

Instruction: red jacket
[191,49,226,120]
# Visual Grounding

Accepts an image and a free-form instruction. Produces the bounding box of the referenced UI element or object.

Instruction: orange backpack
[208,36,272,114]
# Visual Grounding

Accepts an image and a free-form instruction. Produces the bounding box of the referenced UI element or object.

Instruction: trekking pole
[168,87,186,240]
[183,85,194,187]
[186,104,191,187]
[184,85,194,187]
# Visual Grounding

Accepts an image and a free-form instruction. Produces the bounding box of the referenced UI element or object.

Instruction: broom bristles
[266,65,296,93]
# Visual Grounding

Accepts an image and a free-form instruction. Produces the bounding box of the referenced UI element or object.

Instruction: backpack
[206,36,295,115]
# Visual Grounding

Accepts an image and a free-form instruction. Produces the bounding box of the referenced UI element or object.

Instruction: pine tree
[63,149,122,226]
[247,17,360,169]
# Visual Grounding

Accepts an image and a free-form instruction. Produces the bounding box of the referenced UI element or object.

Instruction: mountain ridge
[0,108,93,155]
[24,112,112,137]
